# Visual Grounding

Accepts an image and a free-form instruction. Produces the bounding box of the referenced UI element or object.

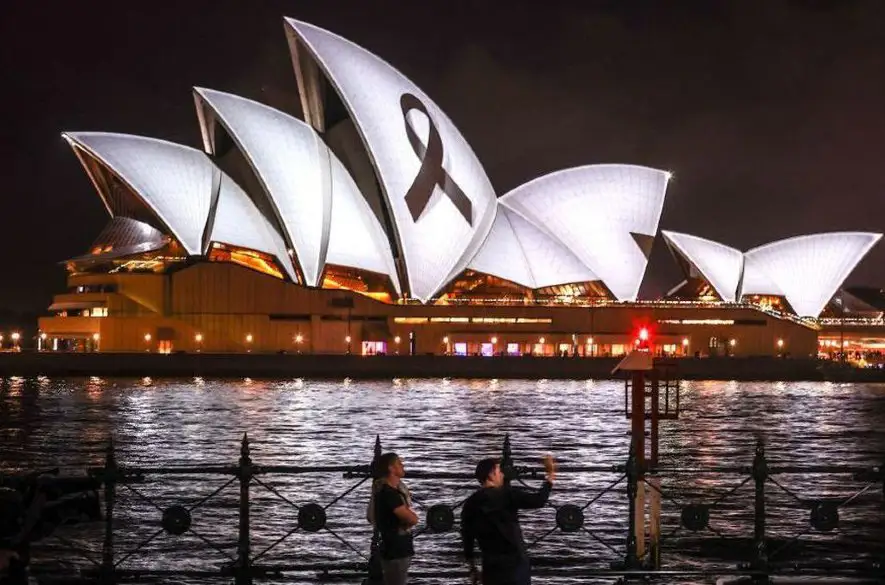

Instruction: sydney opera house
[38,19,882,358]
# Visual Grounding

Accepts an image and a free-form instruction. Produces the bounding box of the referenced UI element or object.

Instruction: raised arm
[510,454,556,509]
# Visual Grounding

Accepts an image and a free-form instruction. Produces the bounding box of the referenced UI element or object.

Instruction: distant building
[35,19,880,360]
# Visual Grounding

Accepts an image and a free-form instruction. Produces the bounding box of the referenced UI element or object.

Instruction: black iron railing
[6,435,883,584]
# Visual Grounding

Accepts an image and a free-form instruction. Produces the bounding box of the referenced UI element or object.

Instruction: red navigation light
[634,326,651,351]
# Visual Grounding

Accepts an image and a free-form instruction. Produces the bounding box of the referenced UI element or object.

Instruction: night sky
[3,0,884,314]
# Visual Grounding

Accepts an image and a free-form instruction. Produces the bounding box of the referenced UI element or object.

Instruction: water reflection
[0,378,881,579]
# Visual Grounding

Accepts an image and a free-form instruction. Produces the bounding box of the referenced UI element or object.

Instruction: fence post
[751,440,768,584]
[100,438,116,585]
[365,435,383,585]
[236,433,253,585]
[502,434,513,485]
[624,444,640,570]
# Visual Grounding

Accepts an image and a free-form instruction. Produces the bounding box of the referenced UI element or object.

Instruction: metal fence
[14,435,885,584]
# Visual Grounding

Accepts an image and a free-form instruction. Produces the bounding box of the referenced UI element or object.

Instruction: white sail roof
[284,18,497,302]
[742,232,882,317]
[469,207,597,289]
[325,150,402,294]
[194,88,331,286]
[500,165,670,301]
[64,131,296,280]
[208,173,297,282]
[662,231,743,302]
[739,254,783,297]
[194,87,399,292]
[63,132,214,255]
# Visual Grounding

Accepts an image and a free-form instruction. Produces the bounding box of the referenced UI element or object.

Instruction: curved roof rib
[742,232,882,317]
[469,207,597,289]
[194,88,332,286]
[661,231,743,302]
[208,173,297,282]
[500,165,671,301]
[63,132,215,255]
[284,18,497,302]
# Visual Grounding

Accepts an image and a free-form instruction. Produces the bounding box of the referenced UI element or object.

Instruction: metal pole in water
[649,371,661,569]
[630,370,646,561]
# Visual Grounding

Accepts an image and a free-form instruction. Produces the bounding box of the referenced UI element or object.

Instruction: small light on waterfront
[586,337,594,345]
[246,334,253,343]
[345,335,352,343]
[682,338,689,346]
[491,336,498,344]
[11,332,20,342]
[195,333,203,343]
[442,336,449,344]
[394,335,401,344]
[539,337,546,344]
[729,338,737,347]
[295,334,303,343]
[777,338,784,348]
[40,333,47,340]
[144,333,152,342]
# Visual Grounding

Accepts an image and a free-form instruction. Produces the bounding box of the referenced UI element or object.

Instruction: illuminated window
[454,342,468,356]
[209,245,283,279]
[506,343,520,356]
[394,317,429,324]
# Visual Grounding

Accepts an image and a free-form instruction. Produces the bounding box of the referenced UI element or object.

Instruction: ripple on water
[0,377,883,583]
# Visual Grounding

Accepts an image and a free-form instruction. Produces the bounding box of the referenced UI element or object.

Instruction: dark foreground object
[0,352,880,381]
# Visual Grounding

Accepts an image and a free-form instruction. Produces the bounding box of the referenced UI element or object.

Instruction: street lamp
[11,332,21,350]
[39,332,47,351]
[394,335,401,354]
[294,333,304,354]
[345,334,352,354]
[245,333,253,352]
[195,333,203,352]
[144,333,152,352]
[92,332,100,352]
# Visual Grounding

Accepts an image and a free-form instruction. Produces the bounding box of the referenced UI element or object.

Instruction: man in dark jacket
[461,455,556,585]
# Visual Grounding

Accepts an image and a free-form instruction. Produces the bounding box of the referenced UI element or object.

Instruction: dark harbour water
[1,376,884,584]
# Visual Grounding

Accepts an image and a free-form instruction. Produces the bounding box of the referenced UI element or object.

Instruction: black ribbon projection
[400,93,472,226]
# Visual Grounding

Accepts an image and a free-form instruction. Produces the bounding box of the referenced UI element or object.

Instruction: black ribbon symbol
[400,93,472,226]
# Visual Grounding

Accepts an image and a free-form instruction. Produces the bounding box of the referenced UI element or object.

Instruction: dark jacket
[461,481,552,565]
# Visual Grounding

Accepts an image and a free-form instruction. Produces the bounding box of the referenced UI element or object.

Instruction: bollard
[100,438,117,585]
[236,433,253,585]
[751,440,768,584]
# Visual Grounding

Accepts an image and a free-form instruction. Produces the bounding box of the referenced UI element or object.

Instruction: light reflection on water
[0,377,883,583]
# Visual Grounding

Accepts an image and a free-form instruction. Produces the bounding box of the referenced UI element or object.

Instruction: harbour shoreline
[0,352,879,382]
